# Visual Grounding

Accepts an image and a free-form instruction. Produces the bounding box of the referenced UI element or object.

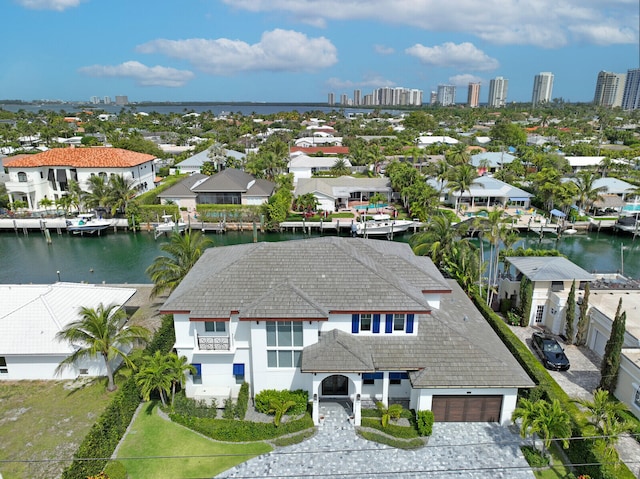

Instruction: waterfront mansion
[4,147,157,210]
[160,237,532,426]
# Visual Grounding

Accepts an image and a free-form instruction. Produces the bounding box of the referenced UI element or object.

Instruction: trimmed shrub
[254,389,308,416]
[521,446,550,468]
[361,417,419,439]
[236,382,249,420]
[273,429,315,447]
[357,430,424,450]
[223,398,236,419]
[416,410,434,437]
[172,392,217,418]
[169,413,314,442]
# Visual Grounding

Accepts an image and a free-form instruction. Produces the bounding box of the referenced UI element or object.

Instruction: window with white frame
[204,321,226,333]
[393,314,405,331]
[266,321,303,368]
[535,305,545,323]
[360,314,372,332]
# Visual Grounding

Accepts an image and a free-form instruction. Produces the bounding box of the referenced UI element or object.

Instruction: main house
[161,237,533,426]
[4,147,157,210]
[0,282,136,380]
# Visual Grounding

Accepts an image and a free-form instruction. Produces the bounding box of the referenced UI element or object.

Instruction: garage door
[432,395,503,422]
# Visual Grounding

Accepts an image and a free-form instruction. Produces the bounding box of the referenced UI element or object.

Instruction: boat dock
[279,219,424,235]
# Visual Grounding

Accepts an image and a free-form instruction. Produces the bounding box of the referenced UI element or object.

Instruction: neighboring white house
[4,147,157,210]
[416,136,459,147]
[429,176,534,210]
[294,177,393,213]
[294,133,343,148]
[287,152,352,184]
[174,145,246,175]
[0,282,137,380]
[161,238,533,426]
[470,151,517,174]
[498,257,596,335]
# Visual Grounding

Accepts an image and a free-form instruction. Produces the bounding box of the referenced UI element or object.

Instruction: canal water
[0,229,638,284]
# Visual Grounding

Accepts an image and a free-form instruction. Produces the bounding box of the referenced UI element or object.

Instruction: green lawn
[115,402,272,479]
[533,444,574,479]
[0,379,116,479]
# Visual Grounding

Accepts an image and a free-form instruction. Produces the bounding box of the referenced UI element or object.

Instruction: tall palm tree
[445,143,469,166]
[167,353,196,406]
[84,174,111,212]
[512,398,571,457]
[146,231,213,298]
[55,303,150,391]
[136,350,173,406]
[447,164,480,212]
[108,174,138,216]
[410,215,462,268]
[574,170,607,213]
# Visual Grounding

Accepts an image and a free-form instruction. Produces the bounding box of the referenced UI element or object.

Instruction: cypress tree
[575,282,590,346]
[564,280,576,344]
[519,277,533,327]
[599,298,626,394]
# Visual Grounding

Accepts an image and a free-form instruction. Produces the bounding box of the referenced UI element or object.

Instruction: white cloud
[406,42,499,71]
[137,29,337,75]
[16,0,82,10]
[220,0,638,48]
[326,75,395,90]
[448,74,484,87]
[374,44,395,55]
[78,61,195,87]
[570,23,637,45]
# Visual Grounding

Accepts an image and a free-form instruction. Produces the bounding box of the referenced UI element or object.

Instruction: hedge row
[254,389,309,416]
[61,311,177,479]
[357,430,425,450]
[471,294,635,479]
[169,413,315,442]
[360,418,419,439]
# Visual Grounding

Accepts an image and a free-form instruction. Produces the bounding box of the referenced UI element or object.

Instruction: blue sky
[2,0,638,104]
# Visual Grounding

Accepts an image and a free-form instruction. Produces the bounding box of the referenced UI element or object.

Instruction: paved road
[218,402,534,479]
[510,325,640,478]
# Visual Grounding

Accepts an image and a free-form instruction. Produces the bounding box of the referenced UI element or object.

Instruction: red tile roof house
[4,147,157,211]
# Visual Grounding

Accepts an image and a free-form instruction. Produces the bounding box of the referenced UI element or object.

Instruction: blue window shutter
[373,314,380,333]
[192,363,201,376]
[389,372,402,380]
[385,314,393,333]
[351,314,359,333]
[373,372,384,380]
[233,363,245,376]
[406,314,414,334]
[362,373,374,380]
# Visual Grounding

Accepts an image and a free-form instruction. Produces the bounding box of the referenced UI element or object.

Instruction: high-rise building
[430,91,437,105]
[353,89,361,106]
[488,77,508,108]
[103,96,111,105]
[531,72,554,106]
[594,71,626,108]
[328,92,335,106]
[467,82,480,108]
[340,93,349,105]
[115,95,129,106]
[90,96,100,104]
[621,69,640,111]
[436,85,456,106]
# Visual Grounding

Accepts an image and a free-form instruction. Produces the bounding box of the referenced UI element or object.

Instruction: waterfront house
[470,151,517,175]
[294,176,393,212]
[0,283,136,380]
[158,169,275,211]
[498,256,595,334]
[428,176,533,210]
[287,152,352,184]
[160,237,533,425]
[173,144,246,175]
[4,147,157,211]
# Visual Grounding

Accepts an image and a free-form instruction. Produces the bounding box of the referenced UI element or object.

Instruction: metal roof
[506,256,595,282]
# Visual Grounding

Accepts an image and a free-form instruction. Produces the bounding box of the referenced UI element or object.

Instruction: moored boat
[65,213,112,235]
[355,214,414,237]
[154,214,187,238]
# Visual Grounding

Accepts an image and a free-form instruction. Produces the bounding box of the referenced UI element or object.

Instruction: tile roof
[157,173,208,198]
[302,281,534,388]
[192,168,275,194]
[507,256,595,282]
[0,283,137,355]
[161,237,450,319]
[4,147,156,168]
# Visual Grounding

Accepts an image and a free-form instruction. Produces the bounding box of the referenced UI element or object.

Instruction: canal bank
[1,228,640,284]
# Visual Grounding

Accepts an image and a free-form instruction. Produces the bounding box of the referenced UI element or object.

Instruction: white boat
[563,228,578,235]
[356,214,415,236]
[154,215,187,236]
[66,213,112,235]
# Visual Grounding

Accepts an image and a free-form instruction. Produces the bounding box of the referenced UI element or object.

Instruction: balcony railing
[197,335,231,351]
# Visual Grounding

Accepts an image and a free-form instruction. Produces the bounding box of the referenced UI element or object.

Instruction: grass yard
[115,402,272,479]
[533,444,574,479]
[0,379,116,479]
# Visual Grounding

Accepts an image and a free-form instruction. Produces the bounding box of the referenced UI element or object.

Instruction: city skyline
[2,0,638,104]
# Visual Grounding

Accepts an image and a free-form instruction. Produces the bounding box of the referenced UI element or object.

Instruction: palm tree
[410,215,460,268]
[108,174,137,216]
[445,143,469,166]
[574,170,607,213]
[512,398,571,457]
[376,401,403,428]
[136,350,173,406]
[38,197,54,214]
[84,174,111,212]
[167,353,196,406]
[55,303,151,391]
[330,158,351,177]
[146,231,213,298]
[447,164,480,212]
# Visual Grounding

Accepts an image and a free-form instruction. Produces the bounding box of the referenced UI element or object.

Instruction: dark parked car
[531,331,570,371]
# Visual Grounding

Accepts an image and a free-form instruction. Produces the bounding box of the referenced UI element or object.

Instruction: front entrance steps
[318,400,354,431]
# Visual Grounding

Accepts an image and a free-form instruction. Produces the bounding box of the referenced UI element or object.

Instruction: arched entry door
[321,375,349,396]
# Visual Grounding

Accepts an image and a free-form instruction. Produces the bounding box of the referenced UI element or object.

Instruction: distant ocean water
[0,103,388,116]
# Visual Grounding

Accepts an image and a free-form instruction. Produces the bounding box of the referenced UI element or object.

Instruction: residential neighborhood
[3,102,640,479]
